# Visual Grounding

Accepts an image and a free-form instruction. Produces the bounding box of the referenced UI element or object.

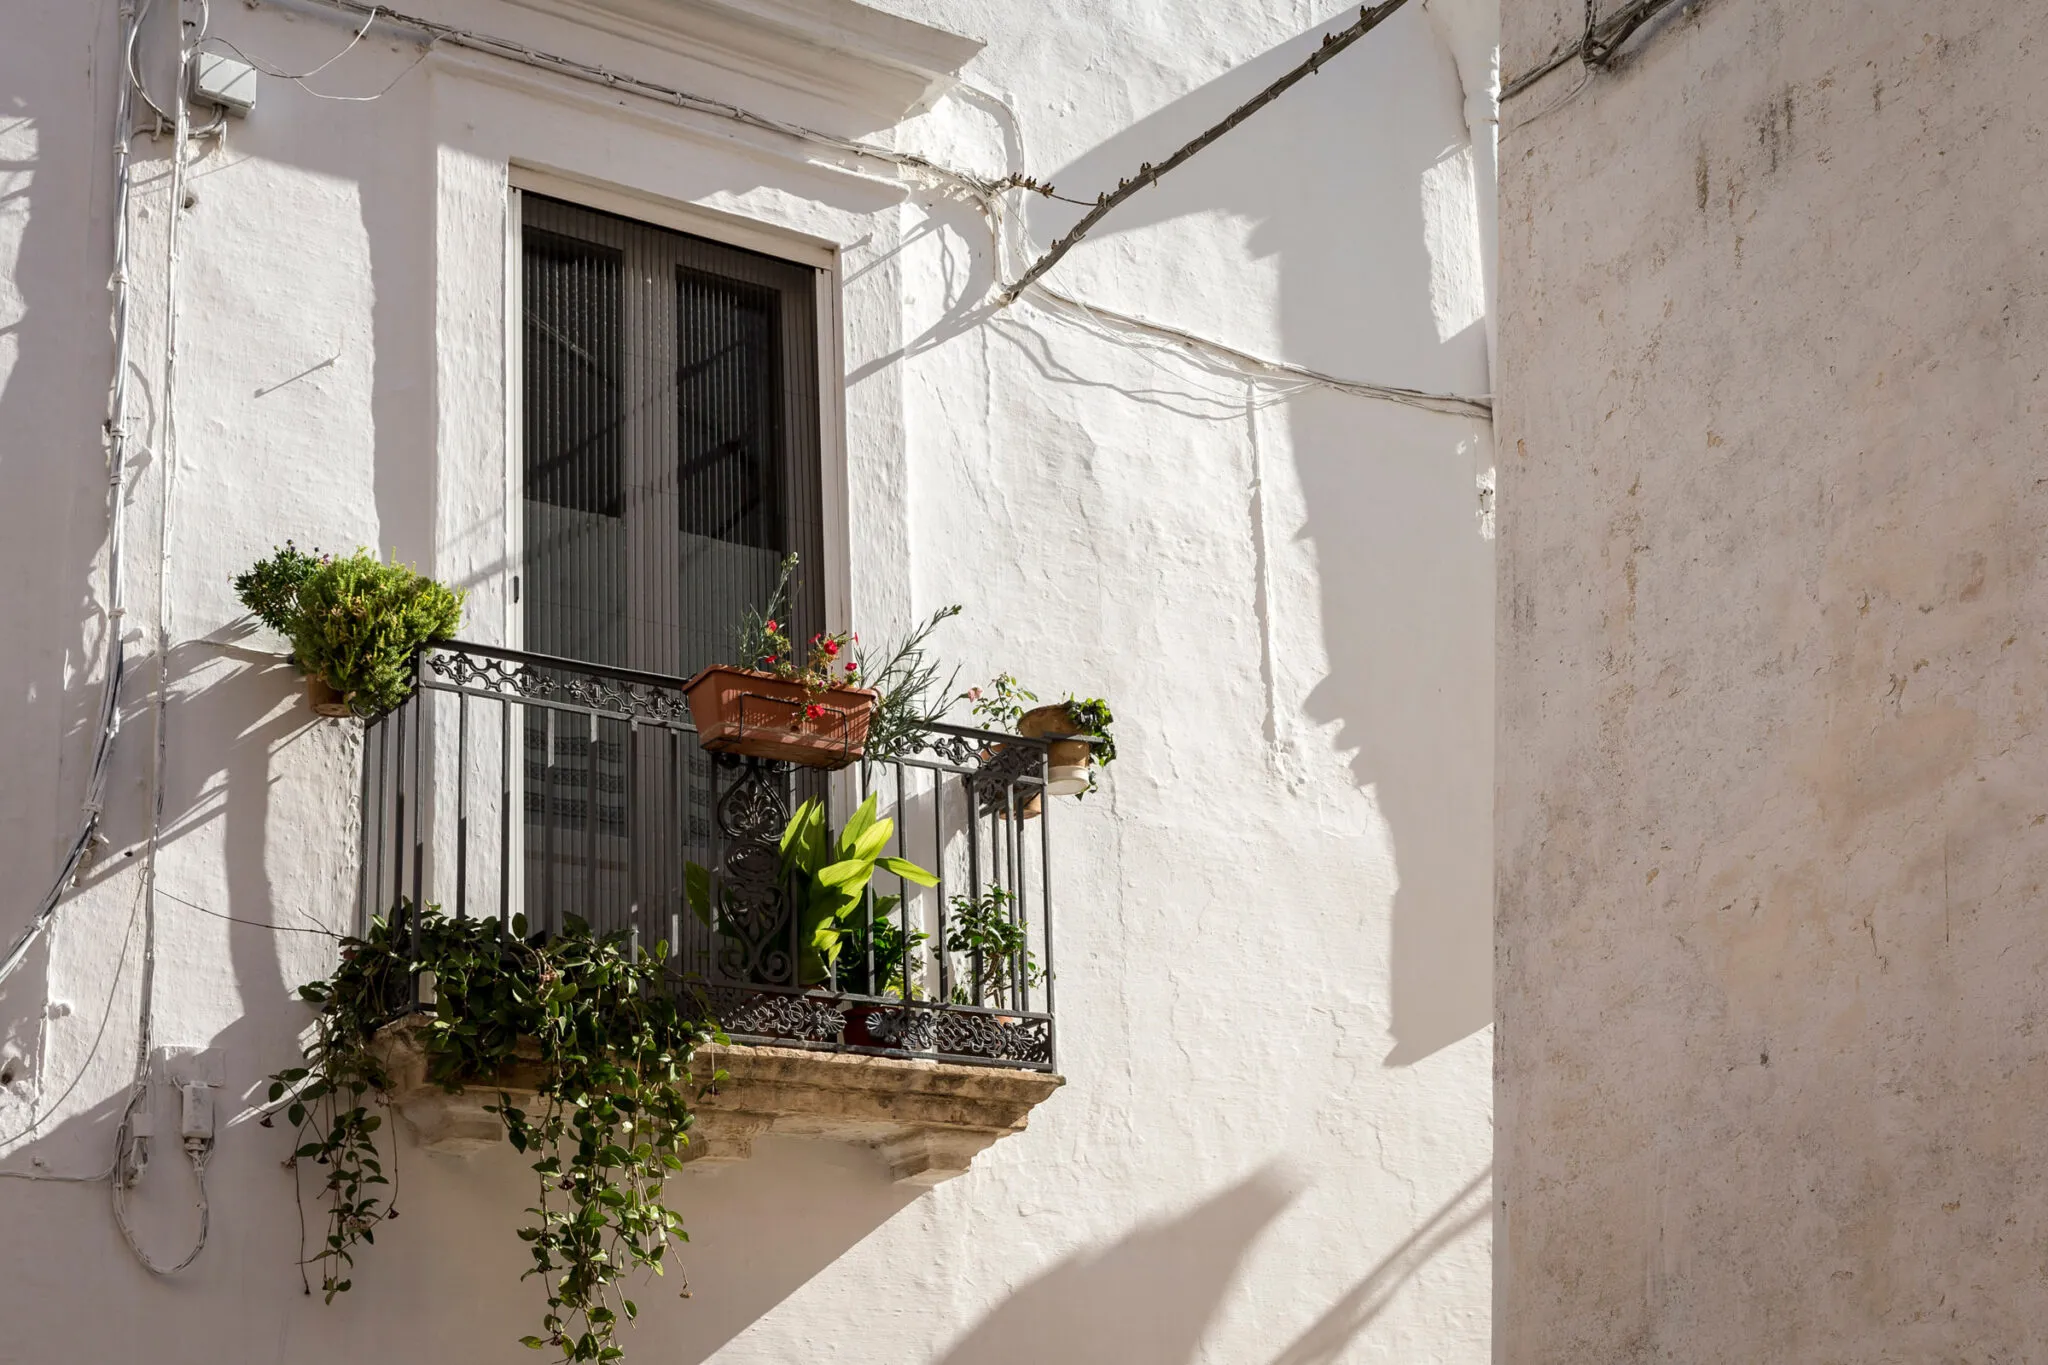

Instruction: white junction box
[190,51,258,116]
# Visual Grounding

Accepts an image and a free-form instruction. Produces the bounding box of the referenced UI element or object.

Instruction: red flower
[805,703,826,719]
[762,655,777,665]
[822,640,840,657]
[844,661,857,673]
[764,619,778,631]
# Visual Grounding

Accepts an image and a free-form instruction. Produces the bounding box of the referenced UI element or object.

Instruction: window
[519,193,826,673]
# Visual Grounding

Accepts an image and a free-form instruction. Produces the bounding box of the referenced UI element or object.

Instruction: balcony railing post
[498,699,512,937]
[455,690,469,920]
[626,715,640,961]
[1039,746,1056,1069]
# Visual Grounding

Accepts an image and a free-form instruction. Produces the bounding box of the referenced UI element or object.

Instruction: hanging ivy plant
[269,905,717,1362]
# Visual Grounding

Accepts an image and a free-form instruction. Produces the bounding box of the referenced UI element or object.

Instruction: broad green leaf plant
[688,793,936,988]
[269,905,716,1363]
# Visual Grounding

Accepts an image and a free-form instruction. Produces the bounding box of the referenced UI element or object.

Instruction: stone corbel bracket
[686,1044,1065,1184]
[372,1022,1064,1184]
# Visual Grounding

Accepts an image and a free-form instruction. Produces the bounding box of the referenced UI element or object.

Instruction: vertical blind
[519,193,825,931]
[520,193,825,676]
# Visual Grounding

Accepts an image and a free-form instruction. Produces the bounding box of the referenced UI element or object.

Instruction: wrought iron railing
[356,641,1066,1071]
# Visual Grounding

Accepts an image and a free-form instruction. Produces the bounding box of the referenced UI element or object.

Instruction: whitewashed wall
[0,1,1495,1360]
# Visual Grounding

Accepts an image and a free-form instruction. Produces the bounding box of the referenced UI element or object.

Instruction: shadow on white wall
[1025,8,1495,1068]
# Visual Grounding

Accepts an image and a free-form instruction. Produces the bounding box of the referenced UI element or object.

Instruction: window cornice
[496,0,984,125]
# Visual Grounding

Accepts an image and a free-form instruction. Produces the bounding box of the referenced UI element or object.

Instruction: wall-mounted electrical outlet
[180,1082,214,1141]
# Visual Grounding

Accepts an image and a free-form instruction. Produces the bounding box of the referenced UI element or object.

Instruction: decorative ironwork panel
[705,757,796,985]
[930,1009,1054,1066]
[694,984,848,1045]
[423,646,693,726]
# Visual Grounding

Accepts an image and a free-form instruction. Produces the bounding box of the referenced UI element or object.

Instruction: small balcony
[354,642,1069,1179]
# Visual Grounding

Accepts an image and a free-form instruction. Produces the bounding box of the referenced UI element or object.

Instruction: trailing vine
[270,905,716,1362]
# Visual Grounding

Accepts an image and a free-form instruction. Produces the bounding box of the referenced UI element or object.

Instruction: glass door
[517,193,824,944]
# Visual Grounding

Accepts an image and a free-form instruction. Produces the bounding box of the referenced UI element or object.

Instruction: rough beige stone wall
[1496,0,2048,1358]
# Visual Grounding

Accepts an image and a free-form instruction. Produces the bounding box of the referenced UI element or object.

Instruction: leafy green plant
[687,793,935,988]
[289,550,465,716]
[270,905,714,1363]
[962,681,1116,794]
[1059,695,1115,794]
[961,673,1036,730]
[944,887,1043,1008]
[232,541,323,636]
[838,907,928,999]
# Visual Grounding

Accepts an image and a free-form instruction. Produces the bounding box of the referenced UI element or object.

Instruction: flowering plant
[754,620,862,717]
[729,553,865,725]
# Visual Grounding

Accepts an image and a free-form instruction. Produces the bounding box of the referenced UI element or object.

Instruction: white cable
[267,0,1490,418]
[124,0,174,130]
[103,0,211,1274]
[0,881,146,1181]
[216,2,379,79]
[112,1133,212,1275]
[0,0,155,994]
[203,16,440,103]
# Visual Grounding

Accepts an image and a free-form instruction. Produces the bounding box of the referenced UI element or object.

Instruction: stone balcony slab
[373,1021,1062,1184]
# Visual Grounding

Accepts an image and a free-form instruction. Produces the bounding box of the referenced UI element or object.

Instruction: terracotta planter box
[683,666,878,770]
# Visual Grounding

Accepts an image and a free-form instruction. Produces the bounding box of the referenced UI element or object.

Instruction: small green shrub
[945,887,1043,1007]
[232,546,464,717]
[1062,696,1115,791]
[292,551,463,716]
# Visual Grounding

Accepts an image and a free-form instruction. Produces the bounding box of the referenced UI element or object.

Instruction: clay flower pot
[305,674,353,718]
[1017,704,1092,796]
[682,666,878,770]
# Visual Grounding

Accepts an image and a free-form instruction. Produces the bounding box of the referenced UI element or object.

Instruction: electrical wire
[1499,0,1691,102]
[999,0,1413,304]
[0,881,147,1183]
[109,0,210,1274]
[112,1133,212,1275]
[0,0,158,995]
[152,885,342,938]
[124,0,174,129]
[219,2,380,80]
[202,24,439,102]
[269,0,1489,418]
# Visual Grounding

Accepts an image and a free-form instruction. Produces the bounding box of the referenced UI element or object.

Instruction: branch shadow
[935,1168,1296,1365]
